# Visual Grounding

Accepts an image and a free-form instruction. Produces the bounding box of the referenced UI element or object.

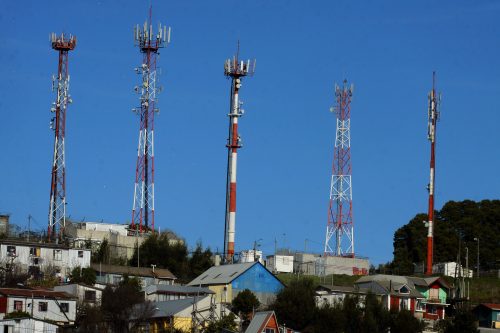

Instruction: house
[188,262,284,305]
[315,284,378,308]
[92,263,176,287]
[266,255,294,274]
[245,311,279,333]
[473,303,500,328]
[54,283,104,305]
[355,274,450,320]
[0,288,77,325]
[0,317,59,333]
[355,275,426,315]
[144,284,214,302]
[134,295,233,332]
[0,240,91,280]
[407,276,450,320]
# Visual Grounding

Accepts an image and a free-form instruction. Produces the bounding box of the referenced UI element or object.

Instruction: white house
[0,317,59,333]
[0,288,77,325]
[0,240,91,280]
[54,283,104,305]
[266,255,294,273]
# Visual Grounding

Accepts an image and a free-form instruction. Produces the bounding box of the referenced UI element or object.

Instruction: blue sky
[1,1,499,265]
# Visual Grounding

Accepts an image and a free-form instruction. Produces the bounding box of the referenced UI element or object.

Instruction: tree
[101,276,151,332]
[270,278,316,331]
[309,303,344,333]
[92,238,110,264]
[390,309,425,333]
[342,296,363,333]
[435,309,478,333]
[189,241,213,278]
[361,293,391,333]
[203,313,238,333]
[69,266,96,285]
[232,289,260,321]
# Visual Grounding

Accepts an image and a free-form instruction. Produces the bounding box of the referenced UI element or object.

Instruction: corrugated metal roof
[144,284,214,295]
[151,296,210,317]
[91,263,176,279]
[188,262,257,286]
[0,288,76,300]
[479,303,500,311]
[245,311,274,333]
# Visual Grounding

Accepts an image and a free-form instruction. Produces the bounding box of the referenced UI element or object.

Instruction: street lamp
[474,237,479,278]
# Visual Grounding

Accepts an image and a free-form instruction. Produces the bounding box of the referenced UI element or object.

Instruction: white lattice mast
[48,33,76,241]
[131,8,171,233]
[222,45,255,263]
[324,80,355,257]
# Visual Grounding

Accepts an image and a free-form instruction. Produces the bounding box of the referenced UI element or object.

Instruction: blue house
[188,262,284,305]
[474,303,500,328]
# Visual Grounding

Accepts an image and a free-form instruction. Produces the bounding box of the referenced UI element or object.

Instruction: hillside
[392,199,500,275]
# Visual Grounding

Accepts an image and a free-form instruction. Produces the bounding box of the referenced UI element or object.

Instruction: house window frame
[60,302,69,313]
[415,299,425,312]
[13,300,23,311]
[78,250,84,258]
[265,329,276,333]
[38,301,48,312]
[84,290,96,302]
[7,246,16,256]
[53,249,62,261]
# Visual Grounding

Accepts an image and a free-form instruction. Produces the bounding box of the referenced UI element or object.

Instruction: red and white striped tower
[48,33,76,242]
[425,72,440,275]
[223,49,255,263]
[131,8,171,234]
[324,80,355,257]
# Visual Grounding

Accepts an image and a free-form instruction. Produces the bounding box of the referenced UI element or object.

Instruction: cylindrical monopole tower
[223,48,255,263]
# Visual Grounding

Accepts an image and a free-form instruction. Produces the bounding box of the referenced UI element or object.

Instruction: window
[84,290,96,301]
[30,247,40,256]
[429,288,439,300]
[399,285,410,294]
[60,302,69,313]
[53,250,62,261]
[7,246,16,256]
[265,329,275,333]
[400,298,409,310]
[415,299,425,311]
[38,302,48,312]
[13,300,23,311]
[428,305,437,314]
[78,250,84,258]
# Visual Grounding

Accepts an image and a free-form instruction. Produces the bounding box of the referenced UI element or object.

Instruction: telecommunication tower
[130,9,171,233]
[48,33,76,241]
[425,72,440,275]
[324,80,355,257]
[222,48,256,263]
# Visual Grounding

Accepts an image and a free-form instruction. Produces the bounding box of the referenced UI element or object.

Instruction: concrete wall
[294,253,319,275]
[316,256,369,276]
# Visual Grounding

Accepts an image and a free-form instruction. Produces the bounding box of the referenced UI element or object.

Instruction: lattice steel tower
[223,48,255,263]
[425,72,440,275]
[131,10,171,233]
[48,33,76,241]
[324,80,355,257]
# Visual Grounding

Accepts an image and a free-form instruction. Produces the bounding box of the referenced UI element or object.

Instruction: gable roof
[355,275,425,298]
[316,284,379,295]
[245,311,276,333]
[91,263,176,280]
[0,288,76,300]
[478,303,500,311]
[188,262,257,286]
[150,296,210,317]
[144,284,214,296]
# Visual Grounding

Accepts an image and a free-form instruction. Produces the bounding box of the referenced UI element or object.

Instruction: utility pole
[465,246,469,300]
[474,237,479,277]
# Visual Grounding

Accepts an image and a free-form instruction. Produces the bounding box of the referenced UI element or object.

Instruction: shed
[245,311,279,333]
[473,303,500,328]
